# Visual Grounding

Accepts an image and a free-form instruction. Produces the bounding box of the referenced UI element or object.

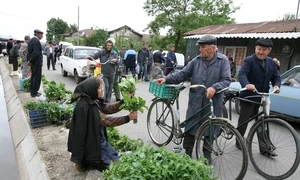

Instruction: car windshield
[74,49,98,59]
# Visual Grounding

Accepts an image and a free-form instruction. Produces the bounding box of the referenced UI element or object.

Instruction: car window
[281,68,300,88]
[74,49,98,59]
[68,49,74,59]
[64,48,69,56]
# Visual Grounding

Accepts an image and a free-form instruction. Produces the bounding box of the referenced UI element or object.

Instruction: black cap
[9,38,13,40]
[197,35,217,45]
[16,40,21,44]
[34,29,43,34]
[256,38,273,48]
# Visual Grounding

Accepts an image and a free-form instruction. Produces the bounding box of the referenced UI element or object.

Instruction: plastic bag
[135,64,140,74]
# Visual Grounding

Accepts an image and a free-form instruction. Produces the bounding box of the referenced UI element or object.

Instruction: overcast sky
[0,0,299,41]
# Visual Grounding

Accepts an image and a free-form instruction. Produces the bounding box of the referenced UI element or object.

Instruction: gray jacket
[44,45,55,58]
[92,49,119,77]
[18,42,28,61]
[165,52,231,135]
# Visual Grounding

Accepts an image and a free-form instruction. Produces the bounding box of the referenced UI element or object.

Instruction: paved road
[43,56,300,180]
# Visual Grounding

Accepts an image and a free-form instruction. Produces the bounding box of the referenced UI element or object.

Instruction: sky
[0,0,299,41]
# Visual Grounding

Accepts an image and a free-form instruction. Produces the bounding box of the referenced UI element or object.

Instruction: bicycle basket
[149,80,176,99]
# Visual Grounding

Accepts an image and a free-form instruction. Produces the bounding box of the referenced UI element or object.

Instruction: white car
[60,46,100,84]
[152,50,185,68]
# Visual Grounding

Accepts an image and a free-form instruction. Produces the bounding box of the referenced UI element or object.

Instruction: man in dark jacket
[9,40,22,76]
[165,45,177,75]
[137,43,149,81]
[237,38,281,156]
[7,38,14,64]
[27,29,44,97]
[153,48,165,68]
[229,57,236,81]
[155,35,231,159]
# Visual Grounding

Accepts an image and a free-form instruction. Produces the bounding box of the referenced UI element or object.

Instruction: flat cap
[24,35,30,40]
[197,35,217,45]
[34,29,43,34]
[256,38,273,48]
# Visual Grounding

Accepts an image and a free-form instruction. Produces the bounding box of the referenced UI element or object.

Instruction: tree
[69,23,78,33]
[46,18,70,42]
[83,29,109,47]
[278,13,296,21]
[143,0,239,53]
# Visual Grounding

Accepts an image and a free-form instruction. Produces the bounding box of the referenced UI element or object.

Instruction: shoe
[75,163,87,172]
[260,151,278,157]
[9,71,18,76]
[36,92,42,96]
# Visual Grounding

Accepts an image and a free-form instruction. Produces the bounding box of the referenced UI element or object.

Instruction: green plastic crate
[149,80,176,99]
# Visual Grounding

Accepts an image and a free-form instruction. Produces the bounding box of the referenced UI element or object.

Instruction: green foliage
[46,18,70,41]
[69,23,78,33]
[101,146,213,180]
[44,81,72,101]
[118,75,138,94]
[120,95,148,113]
[24,101,73,123]
[143,0,239,53]
[83,29,109,47]
[107,127,144,152]
[22,78,31,92]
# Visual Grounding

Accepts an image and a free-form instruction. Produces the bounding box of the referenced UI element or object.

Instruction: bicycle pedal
[173,146,182,153]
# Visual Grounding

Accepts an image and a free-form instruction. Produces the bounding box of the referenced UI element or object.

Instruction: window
[64,48,69,56]
[74,49,98,59]
[224,46,247,66]
[281,68,300,88]
[68,49,73,59]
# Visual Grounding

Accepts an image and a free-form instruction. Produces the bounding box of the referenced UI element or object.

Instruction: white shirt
[50,47,53,53]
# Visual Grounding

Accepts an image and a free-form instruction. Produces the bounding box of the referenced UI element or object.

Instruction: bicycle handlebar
[86,56,112,65]
[240,88,277,96]
[168,84,228,94]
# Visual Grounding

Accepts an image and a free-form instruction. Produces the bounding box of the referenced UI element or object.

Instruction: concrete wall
[0,57,49,180]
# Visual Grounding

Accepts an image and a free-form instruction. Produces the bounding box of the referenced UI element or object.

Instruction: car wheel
[74,70,82,84]
[235,99,241,115]
[61,65,68,77]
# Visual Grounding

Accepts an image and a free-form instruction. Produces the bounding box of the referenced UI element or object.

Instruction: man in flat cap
[18,35,30,79]
[155,35,231,161]
[27,29,44,97]
[237,38,281,156]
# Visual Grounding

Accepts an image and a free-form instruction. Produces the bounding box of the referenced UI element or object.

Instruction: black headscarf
[72,77,100,101]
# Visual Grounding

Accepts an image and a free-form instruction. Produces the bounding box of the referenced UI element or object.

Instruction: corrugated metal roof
[185,19,300,36]
[184,32,300,39]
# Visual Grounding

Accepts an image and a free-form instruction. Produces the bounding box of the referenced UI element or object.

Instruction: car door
[270,66,300,119]
[63,48,72,73]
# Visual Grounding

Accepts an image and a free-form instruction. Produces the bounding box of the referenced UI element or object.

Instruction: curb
[0,58,50,180]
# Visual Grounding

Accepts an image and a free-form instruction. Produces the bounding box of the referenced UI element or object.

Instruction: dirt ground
[8,65,101,180]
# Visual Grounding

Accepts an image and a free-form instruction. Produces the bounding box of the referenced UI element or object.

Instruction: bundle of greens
[119,75,137,94]
[120,95,148,123]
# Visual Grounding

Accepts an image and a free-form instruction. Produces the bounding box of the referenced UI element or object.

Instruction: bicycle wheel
[149,66,164,80]
[195,118,248,180]
[247,118,300,179]
[147,99,174,146]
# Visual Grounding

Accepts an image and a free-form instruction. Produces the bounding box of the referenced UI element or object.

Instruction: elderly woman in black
[67,77,137,172]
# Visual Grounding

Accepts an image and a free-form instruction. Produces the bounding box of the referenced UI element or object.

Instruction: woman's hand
[128,111,138,120]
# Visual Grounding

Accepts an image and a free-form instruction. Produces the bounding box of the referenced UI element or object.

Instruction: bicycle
[147,81,248,180]
[223,88,300,179]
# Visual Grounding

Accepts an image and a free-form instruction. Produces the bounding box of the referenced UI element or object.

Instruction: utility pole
[294,0,300,32]
[77,6,80,46]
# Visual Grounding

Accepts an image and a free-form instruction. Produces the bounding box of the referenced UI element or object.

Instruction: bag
[135,64,140,74]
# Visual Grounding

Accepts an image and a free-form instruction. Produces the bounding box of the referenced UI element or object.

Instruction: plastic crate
[149,80,176,99]
[19,79,25,91]
[28,109,51,128]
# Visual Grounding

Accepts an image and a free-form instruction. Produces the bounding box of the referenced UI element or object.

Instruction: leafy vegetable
[119,75,138,94]
[22,78,31,92]
[101,146,213,180]
[120,95,148,123]
[44,81,72,101]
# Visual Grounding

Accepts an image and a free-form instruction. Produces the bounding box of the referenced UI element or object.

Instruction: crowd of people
[3,29,290,173]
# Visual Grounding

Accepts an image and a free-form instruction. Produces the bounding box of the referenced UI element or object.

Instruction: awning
[184,32,300,39]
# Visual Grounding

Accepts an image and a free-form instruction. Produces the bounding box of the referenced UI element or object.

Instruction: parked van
[152,50,185,68]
